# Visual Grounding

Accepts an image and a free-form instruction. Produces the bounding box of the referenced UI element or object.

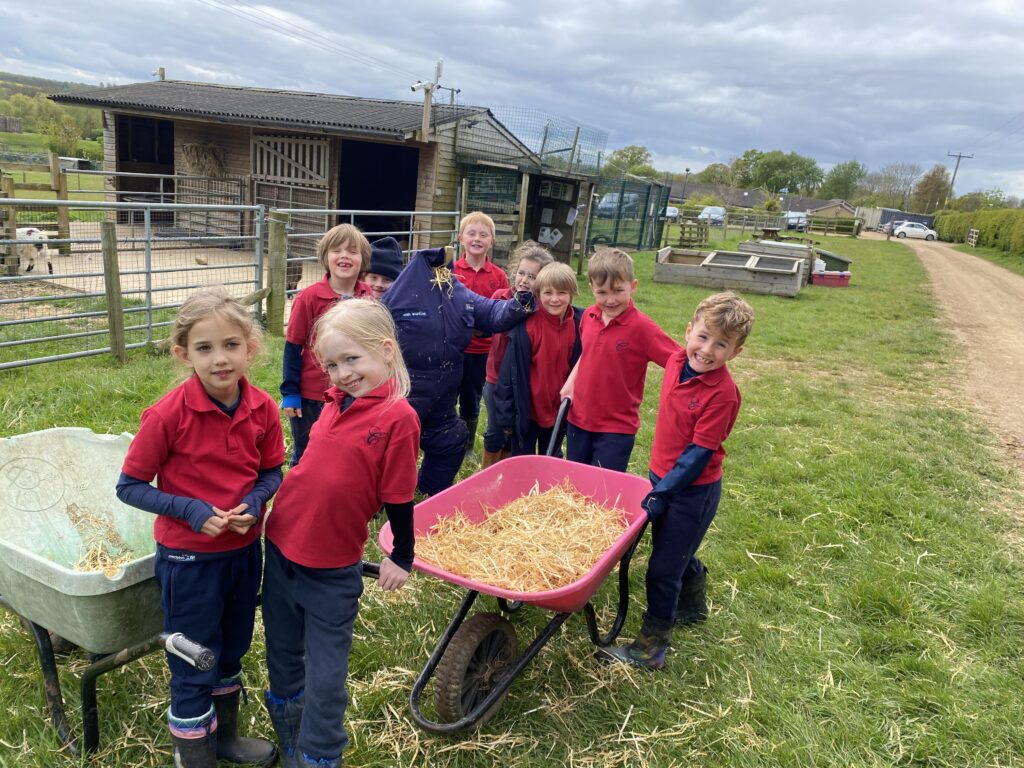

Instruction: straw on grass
[415,480,627,593]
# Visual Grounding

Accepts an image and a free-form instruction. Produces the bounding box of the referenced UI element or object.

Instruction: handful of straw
[66,502,137,578]
[415,481,627,593]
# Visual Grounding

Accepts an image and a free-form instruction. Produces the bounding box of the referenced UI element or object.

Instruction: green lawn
[0,130,101,159]
[1,236,1022,767]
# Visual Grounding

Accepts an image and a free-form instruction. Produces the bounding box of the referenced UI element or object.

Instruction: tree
[950,188,1006,212]
[819,160,867,201]
[749,150,823,195]
[41,114,81,156]
[873,162,922,209]
[729,149,763,187]
[602,145,654,177]
[695,163,732,185]
[909,165,952,213]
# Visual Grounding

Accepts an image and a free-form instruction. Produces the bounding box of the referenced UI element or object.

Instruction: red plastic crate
[812,271,851,287]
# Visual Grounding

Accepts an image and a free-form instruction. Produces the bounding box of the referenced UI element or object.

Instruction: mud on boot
[675,563,709,626]
[265,688,305,768]
[169,706,217,768]
[595,614,672,670]
[213,679,277,766]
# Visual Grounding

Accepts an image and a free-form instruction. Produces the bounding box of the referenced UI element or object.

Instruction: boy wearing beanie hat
[365,237,404,299]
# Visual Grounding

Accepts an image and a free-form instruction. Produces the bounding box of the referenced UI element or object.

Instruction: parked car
[663,206,680,222]
[783,211,809,232]
[881,219,905,235]
[697,205,726,226]
[894,222,937,241]
[596,192,640,219]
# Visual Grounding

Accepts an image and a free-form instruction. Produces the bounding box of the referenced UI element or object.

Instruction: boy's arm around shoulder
[643,314,682,367]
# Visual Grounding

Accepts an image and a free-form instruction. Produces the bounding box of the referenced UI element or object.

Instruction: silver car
[894,222,937,241]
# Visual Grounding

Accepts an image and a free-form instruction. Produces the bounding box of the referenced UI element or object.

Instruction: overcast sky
[4,0,1024,198]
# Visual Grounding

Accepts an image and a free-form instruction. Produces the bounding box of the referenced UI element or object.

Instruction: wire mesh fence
[485,106,608,177]
[587,177,671,251]
[0,199,263,370]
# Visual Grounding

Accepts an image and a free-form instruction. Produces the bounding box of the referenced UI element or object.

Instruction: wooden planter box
[738,240,814,284]
[655,247,803,298]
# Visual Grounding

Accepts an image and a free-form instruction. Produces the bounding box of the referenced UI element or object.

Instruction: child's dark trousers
[287,398,325,466]
[645,478,721,622]
[154,541,261,718]
[565,424,635,472]
[262,540,363,761]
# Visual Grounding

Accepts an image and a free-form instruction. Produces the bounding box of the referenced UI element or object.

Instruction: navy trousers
[287,398,325,466]
[409,372,470,496]
[262,541,363,761]
[645,479,721,622]
[481,382,511,454]
[512,419,565,458]
[565,424,635,472]
[154,541,261,718]
[458,352,489,423]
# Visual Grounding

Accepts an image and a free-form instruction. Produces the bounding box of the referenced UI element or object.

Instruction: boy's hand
[641,492,667,521]
[559,382,574,401]
[282,406,302,418]
[378,557,410,591]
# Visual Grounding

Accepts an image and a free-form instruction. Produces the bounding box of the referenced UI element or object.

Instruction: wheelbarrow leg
[583,519,650,647]
[25,620,79,756]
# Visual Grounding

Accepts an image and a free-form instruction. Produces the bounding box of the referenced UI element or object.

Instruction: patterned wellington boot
[265,688,305,768]
[595,614,672,670]
[168,705,217,768]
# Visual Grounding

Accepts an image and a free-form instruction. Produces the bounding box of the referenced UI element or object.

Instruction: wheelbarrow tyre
[434,612,518,727]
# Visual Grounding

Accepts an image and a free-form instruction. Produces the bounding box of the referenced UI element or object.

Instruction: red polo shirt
[649,350,741,485]
[265,381,420,569]
[527,308,577,427]
[485,287,514,383]
[122,375,285,553]
[569,300,680,435]
[453,257,510,355]
[286,275,374,401]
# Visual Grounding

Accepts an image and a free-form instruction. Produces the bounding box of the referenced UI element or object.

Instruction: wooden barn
[50,79,601,262]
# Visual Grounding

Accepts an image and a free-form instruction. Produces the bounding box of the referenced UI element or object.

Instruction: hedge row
[934,208,1024,255]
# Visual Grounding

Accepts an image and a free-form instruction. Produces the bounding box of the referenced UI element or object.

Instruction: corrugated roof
[50,80,486,138]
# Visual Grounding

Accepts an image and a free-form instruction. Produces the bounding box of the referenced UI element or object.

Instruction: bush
[935,208,1024,257]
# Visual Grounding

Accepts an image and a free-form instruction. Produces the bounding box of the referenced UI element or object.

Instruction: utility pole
[945,152,973,208]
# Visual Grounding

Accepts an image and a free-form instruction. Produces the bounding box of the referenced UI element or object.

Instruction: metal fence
[1,198,459,368]
[587,177,671,251]
[0,198,263,370]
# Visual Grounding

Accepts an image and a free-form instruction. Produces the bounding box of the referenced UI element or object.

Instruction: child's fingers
[227,503,250,516]
[212,506,234,519]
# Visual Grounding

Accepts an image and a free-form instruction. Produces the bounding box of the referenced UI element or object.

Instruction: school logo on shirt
[615,339,628,352]
[367,427,388,445]
[688,398,702,410]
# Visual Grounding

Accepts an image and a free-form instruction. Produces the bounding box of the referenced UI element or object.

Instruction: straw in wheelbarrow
[66,502,136,577]
[415,480,626,593]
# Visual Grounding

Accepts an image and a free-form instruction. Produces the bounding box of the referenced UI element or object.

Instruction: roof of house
[778,194,855,214]
[50,80,487,139]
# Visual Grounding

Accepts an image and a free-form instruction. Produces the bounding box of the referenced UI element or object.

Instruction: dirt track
[877,233,1024,473]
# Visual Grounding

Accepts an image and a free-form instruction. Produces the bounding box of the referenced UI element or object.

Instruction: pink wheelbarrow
[379,453,651,734]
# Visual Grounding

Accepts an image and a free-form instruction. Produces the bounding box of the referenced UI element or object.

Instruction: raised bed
[655,247,803,298]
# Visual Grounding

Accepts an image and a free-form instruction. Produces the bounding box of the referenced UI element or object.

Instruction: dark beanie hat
[369,237,404,280]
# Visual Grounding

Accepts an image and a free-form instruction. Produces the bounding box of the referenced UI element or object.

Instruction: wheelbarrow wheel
[496,598,523,613]
[434,612,518,726]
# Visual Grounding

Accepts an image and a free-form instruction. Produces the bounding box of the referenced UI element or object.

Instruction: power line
[969,110,1024,154]
[191,0,426,84]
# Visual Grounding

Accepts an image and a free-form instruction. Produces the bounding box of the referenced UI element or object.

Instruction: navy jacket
[493,306,583,452]
[382,247,532,422]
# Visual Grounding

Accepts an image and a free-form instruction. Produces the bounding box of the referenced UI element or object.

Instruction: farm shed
[50,80,603,262]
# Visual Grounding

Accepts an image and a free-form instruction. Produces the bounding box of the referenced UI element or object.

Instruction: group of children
[115,211,754,767]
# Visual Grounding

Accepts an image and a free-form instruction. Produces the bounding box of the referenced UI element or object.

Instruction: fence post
[49,153,71,257]
[2,175,16,276]
[266,210,289,337]
[101,220,127,363]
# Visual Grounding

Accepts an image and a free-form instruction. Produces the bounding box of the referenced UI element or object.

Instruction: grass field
[0,131,101,160]
[1,236,1022,767]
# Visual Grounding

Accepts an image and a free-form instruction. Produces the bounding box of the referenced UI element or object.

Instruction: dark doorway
[115,115,174,223]
[338,139,419,243]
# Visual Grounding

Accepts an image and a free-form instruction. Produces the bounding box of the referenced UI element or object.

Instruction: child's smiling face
[326,241,364,289]
[458,223,494,262]
[684,316,742,373]
[318,330,393,398]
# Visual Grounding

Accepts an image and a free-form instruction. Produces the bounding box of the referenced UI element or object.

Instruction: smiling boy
[561,248,679,472]
[600,291,754,670]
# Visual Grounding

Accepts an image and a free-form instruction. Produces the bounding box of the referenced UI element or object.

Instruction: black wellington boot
[213,687,277,766]
[171,727,217,768]
[674,564,709,626]
[595,613,672,670]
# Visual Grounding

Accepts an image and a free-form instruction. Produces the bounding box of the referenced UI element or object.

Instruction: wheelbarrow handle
[162,633,215,672]
[361,560,380,580]
[544,397,572,458]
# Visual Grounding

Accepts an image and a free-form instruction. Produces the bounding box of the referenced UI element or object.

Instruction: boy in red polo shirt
[453,212,510,453]
[561,248,679,472]
[600,291,754,670]
[493,262,582,456]
[280,224,373,465]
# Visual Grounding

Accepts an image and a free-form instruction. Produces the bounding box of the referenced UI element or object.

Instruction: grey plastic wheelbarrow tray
[0,427,162,654]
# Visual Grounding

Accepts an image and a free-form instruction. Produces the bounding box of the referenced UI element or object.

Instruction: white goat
[15,227,58,274]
